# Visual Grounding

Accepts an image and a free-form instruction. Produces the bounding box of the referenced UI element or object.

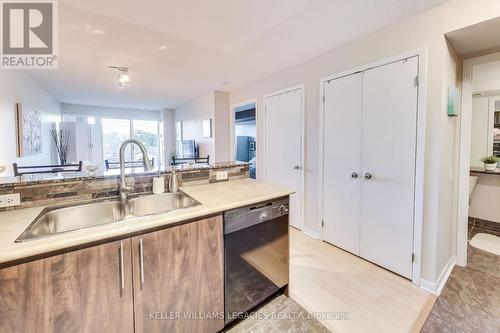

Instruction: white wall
[174,90,230,162]
[214,91,230,162]
[175,91,215,159]
[0,72,61,176]
[162,109,176,166]
[228,0,500,284]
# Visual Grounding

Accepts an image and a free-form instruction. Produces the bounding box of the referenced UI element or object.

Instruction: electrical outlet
[216,170,228,181]
[0,193,21,208]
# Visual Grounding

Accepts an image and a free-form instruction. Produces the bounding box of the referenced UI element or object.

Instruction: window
[133,120,159,166]
[102,118,132,162]
[61,112,163,170]
[101,118,162,169]
[62,114,77,122]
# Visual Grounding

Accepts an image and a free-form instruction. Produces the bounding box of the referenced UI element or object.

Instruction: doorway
[458,52,500,267]
[264,85,305,230]
[231,102,257,179]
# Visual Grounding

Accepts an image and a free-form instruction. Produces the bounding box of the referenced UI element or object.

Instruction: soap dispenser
[169,168,179,193]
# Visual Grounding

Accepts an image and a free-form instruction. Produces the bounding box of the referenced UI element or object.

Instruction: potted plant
[481,156,499,171]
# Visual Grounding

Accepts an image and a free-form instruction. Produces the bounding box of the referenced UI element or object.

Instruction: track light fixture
[108,66,130,89]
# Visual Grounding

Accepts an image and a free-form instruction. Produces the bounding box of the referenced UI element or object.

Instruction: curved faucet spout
[119,139,153,204]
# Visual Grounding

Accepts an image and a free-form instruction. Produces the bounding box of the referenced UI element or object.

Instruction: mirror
[470,59,500,169]
[470,95,500,167]
[0,2,223,182]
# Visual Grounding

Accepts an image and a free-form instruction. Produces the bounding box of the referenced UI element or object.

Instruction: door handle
[294,165,301,170]
[119,241,125,292]
[139,238,145,288]
[364,173,373,180]
[351,172,359,179]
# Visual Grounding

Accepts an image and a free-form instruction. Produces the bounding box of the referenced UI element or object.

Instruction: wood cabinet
[132,215,224,333]
[0,215,224,333]
[0,239,134,333]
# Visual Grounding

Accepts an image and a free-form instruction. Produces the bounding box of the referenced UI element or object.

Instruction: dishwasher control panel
[223,198,289,234]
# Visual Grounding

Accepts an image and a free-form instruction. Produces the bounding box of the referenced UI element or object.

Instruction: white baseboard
[420,256,455,295]
[301,226,320,240]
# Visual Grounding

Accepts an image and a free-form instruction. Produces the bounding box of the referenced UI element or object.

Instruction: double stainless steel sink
[15,192,200,242]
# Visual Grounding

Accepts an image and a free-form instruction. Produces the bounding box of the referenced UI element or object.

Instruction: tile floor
[420,224,500,333]
[224,295,330,333]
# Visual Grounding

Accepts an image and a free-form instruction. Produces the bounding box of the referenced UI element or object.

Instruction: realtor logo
[1,0,58,69]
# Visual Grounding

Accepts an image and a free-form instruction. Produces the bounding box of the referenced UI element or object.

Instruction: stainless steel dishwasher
[224,198,289,325]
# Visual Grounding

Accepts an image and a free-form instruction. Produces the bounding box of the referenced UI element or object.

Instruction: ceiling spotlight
[119,71,130,84]
[109,66,130,89]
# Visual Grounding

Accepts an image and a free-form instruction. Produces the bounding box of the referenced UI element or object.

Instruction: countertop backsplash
[0,162,249,212]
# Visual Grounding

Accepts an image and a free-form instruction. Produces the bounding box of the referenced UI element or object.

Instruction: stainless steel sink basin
[128,192,200,217]
[16,192,200,242]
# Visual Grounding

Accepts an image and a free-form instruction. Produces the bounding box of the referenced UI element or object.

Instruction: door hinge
[414,75,419,87]
[321,220,324,228]
[322,95,325,104]
[412,253,415,262]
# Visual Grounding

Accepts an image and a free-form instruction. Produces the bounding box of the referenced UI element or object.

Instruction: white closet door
[360,57,418,279]
[323,73,362,254]
[265,88,303,229]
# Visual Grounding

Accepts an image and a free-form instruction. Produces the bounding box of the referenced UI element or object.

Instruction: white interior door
[265,87,303,229]
[360,57,418,279]
[323,73,362,254]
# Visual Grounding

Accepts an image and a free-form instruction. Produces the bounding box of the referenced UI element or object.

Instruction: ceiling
[446,16,500,56]
[27,0,448,110]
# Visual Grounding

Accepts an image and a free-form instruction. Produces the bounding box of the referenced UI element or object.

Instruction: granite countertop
[0,179,293,265]
[470,166,500,175]
[0,161,249,188]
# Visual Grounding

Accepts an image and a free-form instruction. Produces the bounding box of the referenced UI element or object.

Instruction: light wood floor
[289,228,436,333]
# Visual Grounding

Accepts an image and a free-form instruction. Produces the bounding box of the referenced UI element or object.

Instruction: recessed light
[92,29,104,35]
[159,45,168,50]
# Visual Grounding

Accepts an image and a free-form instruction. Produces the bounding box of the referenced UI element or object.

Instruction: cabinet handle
[365,173,373,180]
[119,241,125,291]
[139,238,145,287]
[351,172,359,179]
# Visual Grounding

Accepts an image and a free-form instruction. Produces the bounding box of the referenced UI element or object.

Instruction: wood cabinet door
[132,215,224,333]
[0,239,134,333]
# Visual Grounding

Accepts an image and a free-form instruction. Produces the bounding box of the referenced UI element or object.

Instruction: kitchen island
[0,179,293,333]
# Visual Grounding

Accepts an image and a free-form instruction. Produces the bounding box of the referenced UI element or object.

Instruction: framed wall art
[16,103,42,157]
